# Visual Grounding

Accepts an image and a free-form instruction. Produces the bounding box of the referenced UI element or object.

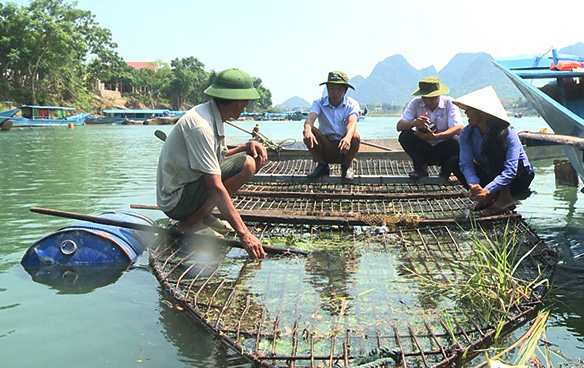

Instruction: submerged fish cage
[150,157,555,367]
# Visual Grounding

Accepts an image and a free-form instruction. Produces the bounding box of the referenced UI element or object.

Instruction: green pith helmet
[204,68,260,100]
[412,76,450,97]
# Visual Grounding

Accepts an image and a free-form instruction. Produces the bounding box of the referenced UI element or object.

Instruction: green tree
[0,0,119,106]
[128,62,172,108]
[246,77,272,112]
[163,57,209,110]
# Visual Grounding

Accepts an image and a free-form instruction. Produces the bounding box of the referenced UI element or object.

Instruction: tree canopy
[0,0,273,112]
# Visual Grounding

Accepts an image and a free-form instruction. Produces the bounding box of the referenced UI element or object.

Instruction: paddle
[154,129,167,142]
[29,207,308,256]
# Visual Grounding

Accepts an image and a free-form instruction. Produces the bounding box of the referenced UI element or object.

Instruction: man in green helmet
[156,68,268,259]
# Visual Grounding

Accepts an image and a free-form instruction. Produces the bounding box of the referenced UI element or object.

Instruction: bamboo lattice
[150,217,552,368]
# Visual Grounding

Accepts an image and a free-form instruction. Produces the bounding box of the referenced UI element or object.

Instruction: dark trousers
[303,126,360,167]
[398,129,460,175]
[453,160,534,196]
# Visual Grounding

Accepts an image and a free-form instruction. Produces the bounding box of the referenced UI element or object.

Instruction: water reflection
[304,249,359,316]
[157,291,234,367]
[21,264,128,294]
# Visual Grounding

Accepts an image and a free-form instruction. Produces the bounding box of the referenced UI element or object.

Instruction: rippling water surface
[0,118,583,367]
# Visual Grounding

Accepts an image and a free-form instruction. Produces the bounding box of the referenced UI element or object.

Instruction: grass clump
[407,219,549,340]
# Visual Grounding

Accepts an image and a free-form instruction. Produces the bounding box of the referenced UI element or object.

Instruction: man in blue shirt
[303,71,361,180]
[397,76,463,181]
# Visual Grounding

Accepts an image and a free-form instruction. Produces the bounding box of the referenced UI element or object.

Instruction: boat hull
[10,113,89,127]
[494,58,584,181]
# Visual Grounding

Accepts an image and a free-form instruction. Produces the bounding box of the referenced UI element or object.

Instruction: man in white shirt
[157,68,268,259]
[396,76,463,182]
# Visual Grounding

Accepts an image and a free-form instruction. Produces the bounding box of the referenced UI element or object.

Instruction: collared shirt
[156,100,227,212]
[401,95,463,146]
[310,95,360,140]
[459,125,534,194]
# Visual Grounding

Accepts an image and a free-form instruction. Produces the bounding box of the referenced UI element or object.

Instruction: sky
[13,0,584,104]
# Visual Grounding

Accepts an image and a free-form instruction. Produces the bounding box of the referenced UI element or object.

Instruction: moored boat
[494,50,584,182]
[9,105,88,127]
[0,107,20,131]
[86,109,185,125]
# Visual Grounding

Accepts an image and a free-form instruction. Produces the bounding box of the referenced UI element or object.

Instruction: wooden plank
[213,209,521,226]
[518,132,584,149]
[234,189,465,200]
[250,174,448,185]
[267,148,409,161]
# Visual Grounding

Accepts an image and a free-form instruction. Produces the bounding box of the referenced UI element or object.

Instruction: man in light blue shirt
[303,71,361,180]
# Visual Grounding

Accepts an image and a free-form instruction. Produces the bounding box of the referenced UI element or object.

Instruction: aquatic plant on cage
[406,218,549,341]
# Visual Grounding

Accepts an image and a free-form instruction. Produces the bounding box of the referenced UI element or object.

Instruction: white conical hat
[453,86,510,126]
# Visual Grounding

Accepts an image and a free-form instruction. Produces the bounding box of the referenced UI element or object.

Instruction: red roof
[127,62,158,70]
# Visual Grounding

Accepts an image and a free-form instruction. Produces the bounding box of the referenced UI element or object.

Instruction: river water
[0,117,582,367]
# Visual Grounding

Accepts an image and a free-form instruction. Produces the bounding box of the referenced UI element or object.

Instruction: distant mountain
[438,52,522,101]
[280,96,310,109]
[560,42,584,57]
[347,54,437,104]
[283,43,583,106]
[346,52,521,105]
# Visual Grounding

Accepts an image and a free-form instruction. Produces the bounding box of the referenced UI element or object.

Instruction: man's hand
[303,128,318,149]
[247,140,268,167]
[239,231,266,259]
[413,113,431,130]
[468,183,489,202]
[415,128,437,142]
[338,136,351,154]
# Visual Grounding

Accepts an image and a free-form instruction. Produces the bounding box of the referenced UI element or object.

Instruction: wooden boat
[0,107,20,131]
[86,109,185,125]
[494,50,584,183]
[9,105,88,127]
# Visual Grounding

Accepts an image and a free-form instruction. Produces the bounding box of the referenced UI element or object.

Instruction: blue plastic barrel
[21,210,157,267]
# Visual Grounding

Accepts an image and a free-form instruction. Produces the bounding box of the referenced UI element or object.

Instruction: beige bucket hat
[452,86,510,126]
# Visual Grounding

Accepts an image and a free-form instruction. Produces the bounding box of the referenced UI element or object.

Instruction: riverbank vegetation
[0,0,272,113]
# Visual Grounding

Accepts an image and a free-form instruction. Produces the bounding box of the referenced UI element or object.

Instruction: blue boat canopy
[22,105,76,110]
[103,109,171,115]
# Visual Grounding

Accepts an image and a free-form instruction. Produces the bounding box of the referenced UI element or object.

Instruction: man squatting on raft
[156,68,267,259]
[396,76,463,182]
[303,71,361,180]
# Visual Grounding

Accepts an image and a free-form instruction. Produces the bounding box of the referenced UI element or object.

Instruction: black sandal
[408,167,428,180]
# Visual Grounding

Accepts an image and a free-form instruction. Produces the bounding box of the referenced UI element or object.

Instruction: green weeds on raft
[406,219,549,340]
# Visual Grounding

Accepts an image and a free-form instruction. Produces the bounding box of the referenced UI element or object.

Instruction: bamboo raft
[149,155,555,367]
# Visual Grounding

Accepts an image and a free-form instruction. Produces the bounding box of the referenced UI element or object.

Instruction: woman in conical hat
[452,86,535,215]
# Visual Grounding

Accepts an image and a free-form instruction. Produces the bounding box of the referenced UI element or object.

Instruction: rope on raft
[225,120,297,158]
